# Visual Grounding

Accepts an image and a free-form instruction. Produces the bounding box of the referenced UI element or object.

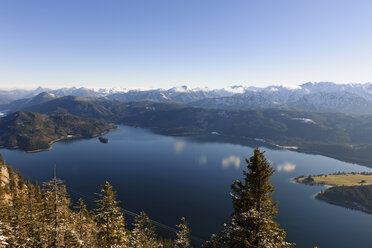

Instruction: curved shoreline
[291,176,372,214]
[4,127,117,153]
[315,194,372,214]
[27,128,116,153]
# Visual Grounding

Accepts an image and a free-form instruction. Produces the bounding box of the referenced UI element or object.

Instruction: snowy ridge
[3,82,372,114]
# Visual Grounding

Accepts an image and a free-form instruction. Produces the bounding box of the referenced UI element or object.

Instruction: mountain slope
[3,92,60,112]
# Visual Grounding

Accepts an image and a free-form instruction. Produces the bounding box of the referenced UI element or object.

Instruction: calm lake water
[1,125,372,247]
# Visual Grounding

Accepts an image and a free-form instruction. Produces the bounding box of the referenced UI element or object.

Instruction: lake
[1,125,372,247]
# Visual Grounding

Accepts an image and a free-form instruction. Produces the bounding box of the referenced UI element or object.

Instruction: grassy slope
[295,174,372,186]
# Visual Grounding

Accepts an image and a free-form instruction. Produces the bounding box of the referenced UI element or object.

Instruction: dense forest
[0,149,294,247]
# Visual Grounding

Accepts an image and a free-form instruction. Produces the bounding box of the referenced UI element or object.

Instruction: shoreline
[292,175,372,215]
[11,127,117,153]
[315,194,372,214]
[290,177,334,188]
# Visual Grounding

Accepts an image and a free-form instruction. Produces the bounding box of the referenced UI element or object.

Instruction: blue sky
[0,0,371,89]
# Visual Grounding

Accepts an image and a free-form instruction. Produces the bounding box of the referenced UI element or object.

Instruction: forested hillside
[0,111,116,152]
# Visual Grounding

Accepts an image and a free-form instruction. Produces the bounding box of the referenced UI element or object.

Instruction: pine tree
[31,180,46,247]
[205,148,294,248]
[42,179,72,247]
[128,211,163,248]
[159,238,175,248]
[7,166,16,196]
[0,176,11,248]
[17,169,24,191]
[74,198,95,246]
[21,177,36,247]
[7,166,29,247]
[175,217,191,248]
[95,181,128,248]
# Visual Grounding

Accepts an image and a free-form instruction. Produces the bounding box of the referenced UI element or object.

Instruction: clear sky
[1,0,372,89]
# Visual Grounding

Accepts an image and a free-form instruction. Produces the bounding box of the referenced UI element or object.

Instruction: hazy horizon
[2,81,372,92]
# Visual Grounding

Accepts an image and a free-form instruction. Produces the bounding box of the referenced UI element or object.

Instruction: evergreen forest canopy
[0,149,295,248]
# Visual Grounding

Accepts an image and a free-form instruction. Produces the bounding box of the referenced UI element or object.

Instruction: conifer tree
[0,178,11,247]
[7,166,29,246]
[22,177,38,247]
[95,181,128,248]
[128,211,163,248]
[17,169,24,191]
[205,148,294,248]
[175,217,191,248]
[31,180,45,247]
[159,238,175,248]
[74,198,95,246]
[7,166,16,196]
[42,180,72,247]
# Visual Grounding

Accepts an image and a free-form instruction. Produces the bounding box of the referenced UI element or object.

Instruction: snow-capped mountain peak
[4,82,372,114]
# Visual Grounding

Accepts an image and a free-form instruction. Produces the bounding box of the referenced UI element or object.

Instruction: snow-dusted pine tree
[204,148,295,248]
[42,180,72,247]
[175,217,191,248]
[128,211,163,248]
[73,197,96,246]
[0,181,10,248]
[95,181,128,248]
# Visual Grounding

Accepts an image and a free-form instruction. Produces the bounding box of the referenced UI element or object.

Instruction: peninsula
[294,173,372,214]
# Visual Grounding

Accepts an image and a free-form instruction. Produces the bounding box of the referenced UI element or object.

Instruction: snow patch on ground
[291,118,316,124]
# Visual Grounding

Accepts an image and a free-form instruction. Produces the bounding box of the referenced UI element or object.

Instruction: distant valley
[2,82,372,167]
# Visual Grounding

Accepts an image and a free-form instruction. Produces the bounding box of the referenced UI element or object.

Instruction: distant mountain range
[2,82,372,114]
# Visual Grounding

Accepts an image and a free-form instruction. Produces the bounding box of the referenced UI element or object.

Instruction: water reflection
[196,155,207,165]
[277,162,296,172]
[221,155,241,169]
[174,140,185,154]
